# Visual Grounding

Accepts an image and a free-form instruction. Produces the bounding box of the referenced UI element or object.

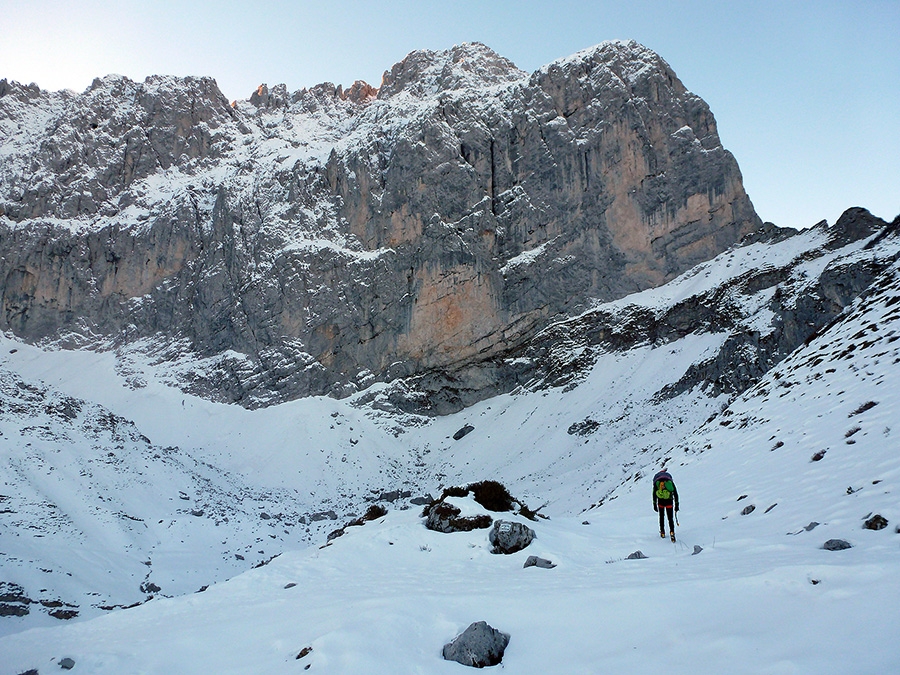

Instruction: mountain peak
[539,39,679,90]
[378,42,527,99]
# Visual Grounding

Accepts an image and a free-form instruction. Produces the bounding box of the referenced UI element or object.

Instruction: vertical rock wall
[0,41,761,405]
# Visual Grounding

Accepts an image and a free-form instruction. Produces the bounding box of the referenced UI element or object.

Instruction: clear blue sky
[2,0,897,230]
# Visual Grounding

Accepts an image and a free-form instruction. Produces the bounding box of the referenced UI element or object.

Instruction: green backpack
[655,478,674,501]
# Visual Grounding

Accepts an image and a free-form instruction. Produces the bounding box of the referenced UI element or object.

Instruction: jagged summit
[377,42,527,98]
[242,42,524,109]
[542,39,675,82]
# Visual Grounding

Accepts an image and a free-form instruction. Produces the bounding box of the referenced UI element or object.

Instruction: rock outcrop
[442,621,510,668]
[489,520,536,554]
[0,41,760,407]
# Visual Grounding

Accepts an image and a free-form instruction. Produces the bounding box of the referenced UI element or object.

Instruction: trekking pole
[675,510,680,527]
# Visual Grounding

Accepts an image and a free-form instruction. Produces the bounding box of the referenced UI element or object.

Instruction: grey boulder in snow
[442,620,510,668]
[523,555,556,569]
[823,539,852,551]
[489,520,535,554]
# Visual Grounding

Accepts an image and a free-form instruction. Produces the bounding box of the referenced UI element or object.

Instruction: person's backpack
[654,471,674,501]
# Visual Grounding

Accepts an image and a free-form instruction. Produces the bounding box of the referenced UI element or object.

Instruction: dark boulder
[442,621,510,668]
[863,514,888,530]
[823,539,852,551]
[489,520,535,554]
[424,502,492,533]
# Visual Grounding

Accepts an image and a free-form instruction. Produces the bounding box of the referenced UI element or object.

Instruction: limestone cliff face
[0,41,761,406]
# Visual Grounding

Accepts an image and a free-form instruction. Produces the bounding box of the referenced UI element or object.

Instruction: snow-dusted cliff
[0,41,759,406]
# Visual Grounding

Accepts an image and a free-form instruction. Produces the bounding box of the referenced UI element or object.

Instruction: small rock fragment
[523,555,556,569]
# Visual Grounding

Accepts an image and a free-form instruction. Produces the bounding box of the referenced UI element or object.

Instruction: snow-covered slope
[1,212,898,662]
[2,268,898,675]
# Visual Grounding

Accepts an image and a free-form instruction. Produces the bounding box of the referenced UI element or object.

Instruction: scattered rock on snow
[0,582,33,617]
[626,550,648,560]
[0,603,30,617]
[59,657,76,669]
[424,502,492,533]
[489,520,536,554]
[523,555,556,569]
[49,608,78,620]
[140,581,161,594]
[741,504,756,515]
[823,539,852,551]
[863,514,888,530]
[452,424,475,440]
[692,545,703,555]
[442,621,510,668]
[377,489,411,502]
[567,418,600,436]
[309,510,338,522]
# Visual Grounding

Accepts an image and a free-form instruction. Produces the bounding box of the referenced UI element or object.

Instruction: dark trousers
[659,505,675,533]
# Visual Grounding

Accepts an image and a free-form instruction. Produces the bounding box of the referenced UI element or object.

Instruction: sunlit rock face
[0,41,759,406]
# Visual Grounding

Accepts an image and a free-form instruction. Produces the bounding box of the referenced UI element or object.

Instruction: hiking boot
[660,531,666,538]
[670,532,676,542]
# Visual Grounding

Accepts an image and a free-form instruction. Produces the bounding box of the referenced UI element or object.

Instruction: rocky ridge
[360,208,900,414]
[0,41,759,407]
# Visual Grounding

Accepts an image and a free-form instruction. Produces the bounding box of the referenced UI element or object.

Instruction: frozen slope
[1,258,899,671]
[2,216,898,638]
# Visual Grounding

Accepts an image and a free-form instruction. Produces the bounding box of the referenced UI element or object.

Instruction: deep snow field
[1,244,899,672]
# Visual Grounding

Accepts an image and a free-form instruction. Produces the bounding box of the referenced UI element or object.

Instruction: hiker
[652,469,679,542]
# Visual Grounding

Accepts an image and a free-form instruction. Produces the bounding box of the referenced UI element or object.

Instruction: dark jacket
[652,470,679,511]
